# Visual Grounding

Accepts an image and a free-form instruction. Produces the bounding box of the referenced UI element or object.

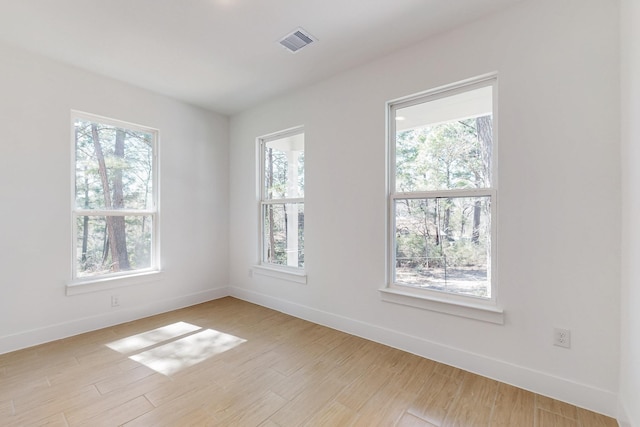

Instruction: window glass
[394,196,491,298]
[264,133,305,199]
[390,79,495,300]
[262,203,304,268]
[73,113,158,280]
[76,216,153,277]
[260,129,305,269]
[395,86,492,192]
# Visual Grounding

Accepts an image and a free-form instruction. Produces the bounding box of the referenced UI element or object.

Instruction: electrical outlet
[554,328,571,348]
[111,295,120,307]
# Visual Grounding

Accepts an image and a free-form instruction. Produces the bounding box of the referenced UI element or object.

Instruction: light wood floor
[0,297,618,427]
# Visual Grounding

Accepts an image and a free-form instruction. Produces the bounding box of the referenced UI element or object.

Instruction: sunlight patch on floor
[106,322,202,353]
[130,329,246,375]
[106,322,247,376]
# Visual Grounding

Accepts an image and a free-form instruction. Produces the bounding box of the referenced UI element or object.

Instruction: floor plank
[536,408,579,427]
[303,401,358,426]
[396,412,439,427]
[408,372,462,426]
[441,372,499,427]
[490,383,535,426]
[537,395,579,420]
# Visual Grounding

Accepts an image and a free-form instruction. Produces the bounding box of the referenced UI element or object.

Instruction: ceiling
[0,0,523,115]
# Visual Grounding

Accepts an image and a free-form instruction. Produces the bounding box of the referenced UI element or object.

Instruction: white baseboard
[0,287,230,355]
[1,284,623,423]
[228,286,619,419]
[617,399,635,427]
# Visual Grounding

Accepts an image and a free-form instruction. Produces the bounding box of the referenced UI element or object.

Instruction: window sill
[379,286,504,324]
[252,265,307,284]
[66,270,163,296]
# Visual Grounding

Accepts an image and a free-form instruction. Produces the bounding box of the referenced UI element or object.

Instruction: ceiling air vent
[279,27,317,53]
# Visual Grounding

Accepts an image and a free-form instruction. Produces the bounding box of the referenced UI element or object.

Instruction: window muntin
[389,78,496,301]
[72,112,158,280]
[259,129,305,269]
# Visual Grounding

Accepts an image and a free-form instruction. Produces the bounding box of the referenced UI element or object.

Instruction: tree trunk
[111,129,130,270]
[443,200,451,242]
[91,125,120,271]
[81,167,89,264]
[434,201,440,247]
[472,197,481,244]
[472,116,493,244]
[267,148,276,262]
[475,116,493,186]
[102,233,109,264]
[141,151,152,238]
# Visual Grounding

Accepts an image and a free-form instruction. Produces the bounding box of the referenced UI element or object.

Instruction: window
[72,112,158,281]
[388,76,497,305]
[259,128,304,270]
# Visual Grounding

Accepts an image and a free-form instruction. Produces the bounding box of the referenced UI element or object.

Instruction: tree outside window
[72,112,158,280]
[259,129,304,269]
[389,78,497,300]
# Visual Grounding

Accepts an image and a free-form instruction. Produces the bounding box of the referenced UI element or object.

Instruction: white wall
[620,0,640,425]
[229,0,621,417]
[0,42,229,353]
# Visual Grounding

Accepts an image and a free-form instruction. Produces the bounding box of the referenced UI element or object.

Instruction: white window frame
[255,127,306,283]
[382,75,503,323]
[69,111,160,291]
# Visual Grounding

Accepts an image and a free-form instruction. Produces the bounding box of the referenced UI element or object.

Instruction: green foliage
[75,120,153,210]
[77,216,152,276]
[263,138,305,268]
[394,116,492,295]
[74,119,154,277]
[396,117,491,192]
[263,204,304,268]
[265,147,304,199]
